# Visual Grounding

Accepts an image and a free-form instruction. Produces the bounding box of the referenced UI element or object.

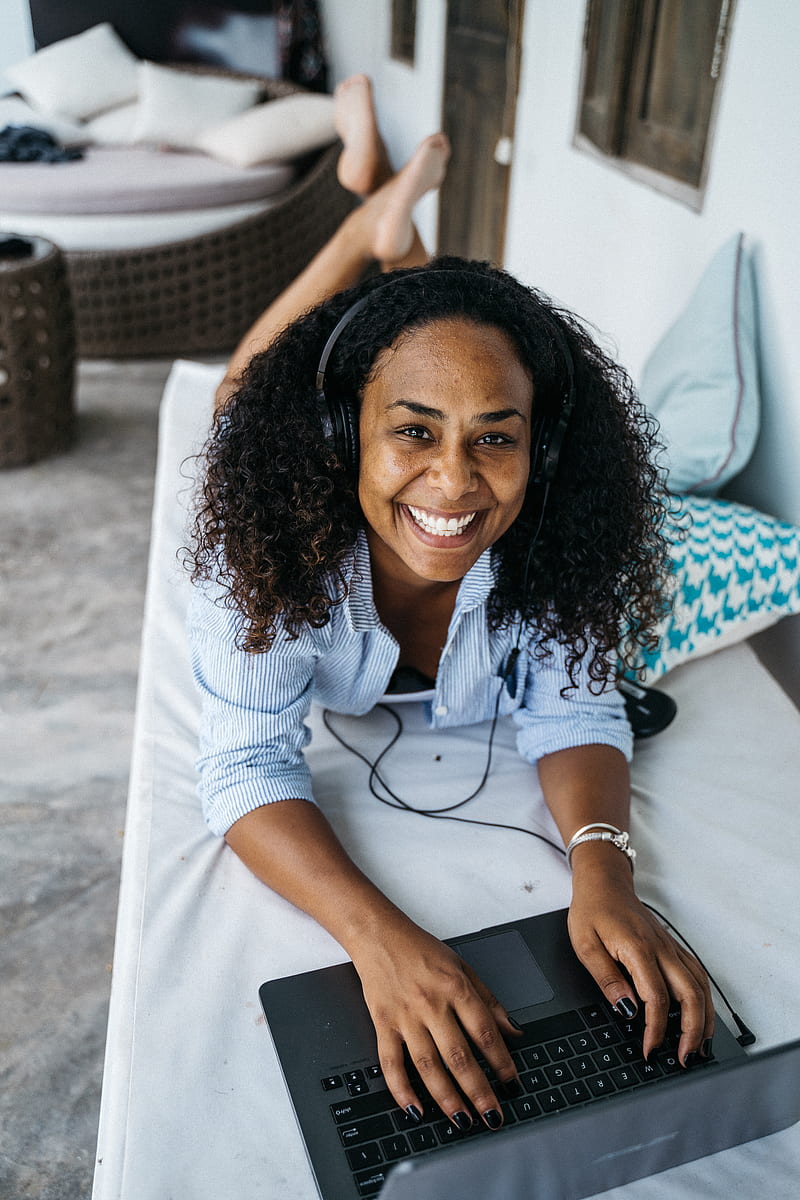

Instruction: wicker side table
[0,235,75,467]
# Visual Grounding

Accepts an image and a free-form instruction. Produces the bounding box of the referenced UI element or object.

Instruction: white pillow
[132,62,261,151]
[4,22,139,121]
[196,93,336,167]
[84,101,140,146]
[0,95,87,147]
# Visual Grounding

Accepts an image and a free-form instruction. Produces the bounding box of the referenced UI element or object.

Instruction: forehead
[366,316,533,415]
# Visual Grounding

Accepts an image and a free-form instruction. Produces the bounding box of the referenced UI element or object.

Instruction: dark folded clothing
[0,124,84,163]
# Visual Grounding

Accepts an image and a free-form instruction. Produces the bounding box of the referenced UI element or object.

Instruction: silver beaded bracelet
[565,822,636,871]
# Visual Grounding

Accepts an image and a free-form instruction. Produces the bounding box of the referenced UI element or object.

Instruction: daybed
[0,55,354,357]
[90,358,800,1200]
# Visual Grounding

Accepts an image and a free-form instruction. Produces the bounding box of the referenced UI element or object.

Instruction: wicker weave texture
[66,143,354,358]
[0,238,75,467]
[61,72,355,358]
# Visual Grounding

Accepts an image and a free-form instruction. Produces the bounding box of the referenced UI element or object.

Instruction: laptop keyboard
[323,1000,717,1198]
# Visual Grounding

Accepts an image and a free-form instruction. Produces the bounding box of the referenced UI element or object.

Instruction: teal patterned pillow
[634,495,800,681]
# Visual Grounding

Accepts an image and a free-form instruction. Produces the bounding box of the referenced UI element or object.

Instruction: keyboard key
[609,1065,638,1089]
[345,1070,366,1086]
[366,1064,383,1079]
[655,1050,681,1074]
[338,1115,394,1148]
[538,1089,568,1114]
[563,1080,591,1104]
[321,1074,343,1091]
[380,1134,411,1161]
[586,1073,616,1098]
[408,1126,438,1152]
[579,1003,611,1027]
[572,1055,596,1077]
[570,1031,597,1054]
[354,1167,388,1197]
[512,1095,541,1120]
[434,1119,468,1144]
[545,1062,573,1086]
[594,1024,623,1046]
[522,1045,549,1069]
[331,1089,395,1124]
[520,1068,548,1092]
[546,1039,573,1061]
[393,1102,436,1131]
[634,1059,664,1083]
[619,1041,643,1063]
[615,1018,643,1040]
[348,1080,370,1096]
[593,1047,621,1071]
[346,1142,383,1170]
[517,1010,587,1046]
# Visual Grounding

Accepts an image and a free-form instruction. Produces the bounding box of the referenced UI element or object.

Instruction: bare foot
[334,74,392,196]
[370,133,451,265]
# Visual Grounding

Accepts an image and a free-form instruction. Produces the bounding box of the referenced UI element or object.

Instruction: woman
[188,77,713,1134]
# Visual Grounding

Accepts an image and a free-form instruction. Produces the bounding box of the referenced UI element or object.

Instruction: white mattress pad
[92,360,800,1200]
[0,145,295,214]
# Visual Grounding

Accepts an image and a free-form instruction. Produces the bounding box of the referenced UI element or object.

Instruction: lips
[404,504,479,539]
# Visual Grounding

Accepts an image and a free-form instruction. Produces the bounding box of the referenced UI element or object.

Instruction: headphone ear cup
[529,415,554,487]
[335,395,359,472]
[317,387,359,472]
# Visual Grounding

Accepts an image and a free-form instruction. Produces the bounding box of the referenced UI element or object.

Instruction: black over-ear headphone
[314,271,577,486]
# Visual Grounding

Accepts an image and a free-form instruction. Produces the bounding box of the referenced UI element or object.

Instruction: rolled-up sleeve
[513,638,633,765]
[188,586,319,836]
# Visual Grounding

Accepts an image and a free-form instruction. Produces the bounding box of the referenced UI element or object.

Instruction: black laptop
[259,907,800,1200]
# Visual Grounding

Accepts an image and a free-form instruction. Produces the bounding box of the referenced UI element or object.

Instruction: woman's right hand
[350,917,522,1130]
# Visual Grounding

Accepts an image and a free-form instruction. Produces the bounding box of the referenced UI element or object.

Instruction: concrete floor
[0,358,174,1200]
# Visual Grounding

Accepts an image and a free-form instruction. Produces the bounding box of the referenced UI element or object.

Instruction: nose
[425,441,478,500]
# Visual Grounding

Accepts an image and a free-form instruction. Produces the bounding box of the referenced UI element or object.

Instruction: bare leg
[334,74,392,196]
[332,74,431,274]
[216,131,450,410]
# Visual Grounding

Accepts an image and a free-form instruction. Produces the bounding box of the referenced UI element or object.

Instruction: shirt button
[434,704,448,717]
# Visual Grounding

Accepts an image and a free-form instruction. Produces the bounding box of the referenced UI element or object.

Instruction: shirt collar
[344,528,495,632]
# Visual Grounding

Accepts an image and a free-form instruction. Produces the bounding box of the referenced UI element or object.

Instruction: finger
[571,934,650,1027]
[376,1028,428,1126]
[403,1027,497,1130]
[459,966,524,1090]
[661,945,715,1065]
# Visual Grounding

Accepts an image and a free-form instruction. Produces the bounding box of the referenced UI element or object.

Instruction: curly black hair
[188,257,672,687]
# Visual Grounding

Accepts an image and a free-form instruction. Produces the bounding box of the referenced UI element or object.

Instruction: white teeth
[407,506,477,537]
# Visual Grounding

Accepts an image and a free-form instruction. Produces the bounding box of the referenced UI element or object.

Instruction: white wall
[321,0,800,528]
[0,0,34,83]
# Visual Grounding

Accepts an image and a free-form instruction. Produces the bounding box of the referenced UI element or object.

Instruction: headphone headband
[314,268,576,486]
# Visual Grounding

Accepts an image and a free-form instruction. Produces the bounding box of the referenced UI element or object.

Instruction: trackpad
[453,930,554,1011]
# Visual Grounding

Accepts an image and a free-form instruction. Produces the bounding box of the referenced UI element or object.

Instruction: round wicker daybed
[66,138,353,357]
[1,69,356,358]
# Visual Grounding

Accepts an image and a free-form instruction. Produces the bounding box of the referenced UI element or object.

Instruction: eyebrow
[386,400,527,423]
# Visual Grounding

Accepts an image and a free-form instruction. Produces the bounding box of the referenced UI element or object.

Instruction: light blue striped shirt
[188,530,632,836]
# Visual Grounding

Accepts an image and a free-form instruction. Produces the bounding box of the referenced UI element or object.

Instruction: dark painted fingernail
[483,1108,503,1129]
[683,1051,701,1068]
[452,1110,472,1131]
[508,1016,524,1032]
[615,997,637,1019]
[501,1077,523,1099]
[405,1105,422,1124]
[702,1038,714,1059]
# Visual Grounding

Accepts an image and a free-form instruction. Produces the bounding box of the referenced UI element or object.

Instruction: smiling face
[357,317,533,591]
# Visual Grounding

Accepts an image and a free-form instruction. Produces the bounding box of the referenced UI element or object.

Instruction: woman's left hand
[567,844,714,1064]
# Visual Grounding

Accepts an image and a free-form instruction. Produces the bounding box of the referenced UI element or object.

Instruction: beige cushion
[196,93,335,167]
[131,62,261,151]
[4,22,139,121]
[84,101,140,146]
